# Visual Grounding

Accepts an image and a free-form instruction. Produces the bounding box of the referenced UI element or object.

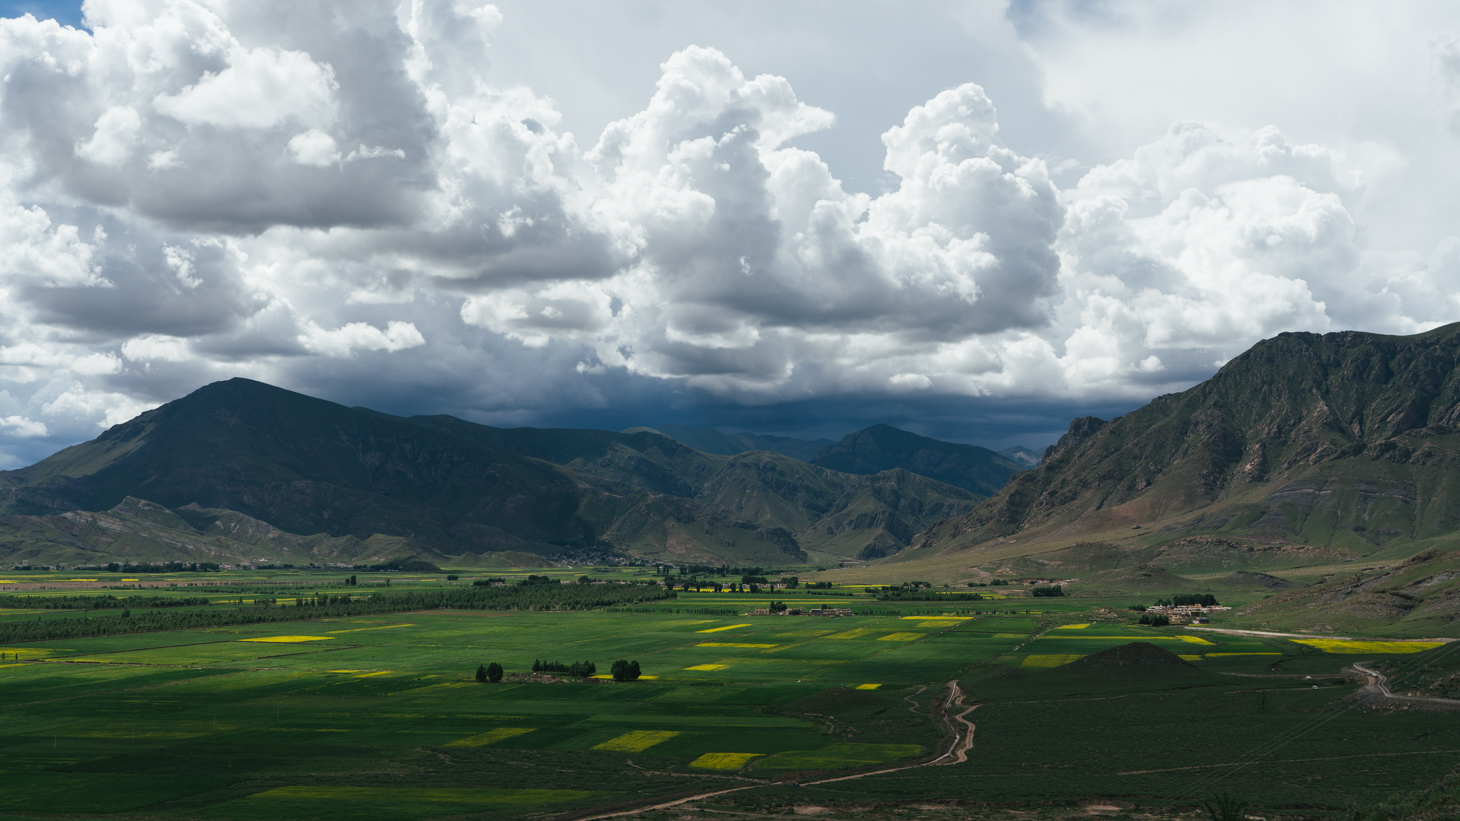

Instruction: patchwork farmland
[0,569,1455,819]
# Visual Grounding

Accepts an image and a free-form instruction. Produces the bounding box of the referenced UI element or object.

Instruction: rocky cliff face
[925,323,1460,554]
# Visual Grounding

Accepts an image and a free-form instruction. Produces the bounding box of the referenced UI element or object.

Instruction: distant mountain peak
[809,425,1023,496]
[632,424,832,461]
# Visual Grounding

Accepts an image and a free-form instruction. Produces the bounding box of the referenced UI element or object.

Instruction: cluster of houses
[1146,603,1232,624]
[750,606,855,617]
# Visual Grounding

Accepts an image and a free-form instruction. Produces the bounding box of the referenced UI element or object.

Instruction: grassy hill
[1225,548,1460,636]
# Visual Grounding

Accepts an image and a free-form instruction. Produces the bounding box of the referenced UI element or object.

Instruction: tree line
[85,562,220,573]
[0,594,211,610]
[873,587,985,602]
[1158,593,1219,607]
[0,583,677,644]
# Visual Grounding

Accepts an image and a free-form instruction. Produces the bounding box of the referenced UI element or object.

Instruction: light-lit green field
[0,570,1455,819]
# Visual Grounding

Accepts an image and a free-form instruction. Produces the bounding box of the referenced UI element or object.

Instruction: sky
[1,0,1458,468]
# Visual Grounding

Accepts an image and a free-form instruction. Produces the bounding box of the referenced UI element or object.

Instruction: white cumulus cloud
[0,1,1454,467]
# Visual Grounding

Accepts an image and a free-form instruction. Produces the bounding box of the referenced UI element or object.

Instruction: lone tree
[475,664,487,683]
[611,659,642,681]
[486,662,504,683]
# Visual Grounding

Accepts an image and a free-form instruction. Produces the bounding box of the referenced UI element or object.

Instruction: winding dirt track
[572,680,977,820]
[1351,661,1460,708]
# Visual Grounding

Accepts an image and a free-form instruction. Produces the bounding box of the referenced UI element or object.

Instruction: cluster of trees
[1159,594,1219,607]
[659,564,769,577]
[1031,586,1066,597]
[472,578,507,587]
[768,601,788,612]
[344,576,358,586]
[518,575,560,586]
[967,579,1009,587]
[473,659,642,682]
[674,578,731,592]
[533,659,597,677]
[0,594,211,610]
[0,579,677,644]
[805,581,833,590]
[611,660,641,681]
[1138,613,1172,626]
[93,562,220,573]
[870,582,983,601]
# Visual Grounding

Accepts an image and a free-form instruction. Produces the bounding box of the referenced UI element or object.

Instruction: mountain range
[6,322,1459,587]
[916,322,1460,569]
[0,380,1017,567]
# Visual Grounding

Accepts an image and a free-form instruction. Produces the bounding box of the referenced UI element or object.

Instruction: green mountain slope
[924,323,1460,561]
[809,424,1024,495]
[2,379,612,554]
[0,379,986,566]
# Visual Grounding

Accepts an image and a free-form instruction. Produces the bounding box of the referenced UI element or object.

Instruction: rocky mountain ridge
[921,323,1460,559]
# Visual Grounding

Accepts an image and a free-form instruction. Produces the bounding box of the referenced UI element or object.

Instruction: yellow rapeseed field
[696,642,777,648]
[690,752,760,769]
[1056,623,1091,629]
[1022,654,1083,668]
[696,624,751,633]
[878,632,923,641]
[593,730,679,752]
[685,664,728,671]
[900,615,972,620]
[326,623,415,634]
[239,636,334,643]
[445,727,534,747]
[826,628,879,640]
[1292,639,1445,654]
[855,683,882,690]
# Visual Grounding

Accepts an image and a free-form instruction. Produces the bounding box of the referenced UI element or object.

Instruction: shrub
[475,664,487,682]
[1202,793,1247,821]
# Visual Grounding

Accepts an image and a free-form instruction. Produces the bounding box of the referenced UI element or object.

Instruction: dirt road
[1351,661,1460,708]
[571,680,978,819]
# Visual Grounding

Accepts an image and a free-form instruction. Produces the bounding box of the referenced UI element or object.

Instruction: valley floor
[0,569,1455,819]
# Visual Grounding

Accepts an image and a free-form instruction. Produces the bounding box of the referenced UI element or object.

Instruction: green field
[0,569,1455,819]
